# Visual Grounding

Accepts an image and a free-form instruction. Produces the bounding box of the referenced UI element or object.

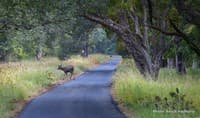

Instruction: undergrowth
[113,59,200,118]
[0,54,108,118]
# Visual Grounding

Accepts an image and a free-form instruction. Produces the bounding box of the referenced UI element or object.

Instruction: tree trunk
[176,52,186,74]
[82,32,89,58]
[120,33,155,79]
[152,63,160,80]
[142,0,150,52]
[175,37,186,74]
[84,41,89,57]
[83,13,164,80]
[160,58,167,68]
[167,58,175,68]
[192,59,199,69]
[36,38,43,61]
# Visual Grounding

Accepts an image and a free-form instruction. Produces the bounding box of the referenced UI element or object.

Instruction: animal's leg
[70,72,74,80]
[70,71,74,79]
[63,73,67,80]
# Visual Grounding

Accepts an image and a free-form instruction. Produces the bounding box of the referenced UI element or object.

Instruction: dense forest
[1,0,200,79]
[0,0,200,118]
[0,0,116,62]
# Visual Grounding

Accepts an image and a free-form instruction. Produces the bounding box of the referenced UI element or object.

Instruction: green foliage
[116,38,129,57]
[89,27,116,54]
[0,0,78,61]
[1,0,200,63]
[153,88,195,111]
[169,25,200,64]
[58,39,79,60]
[188,26,200,45]
[0,33,9,61]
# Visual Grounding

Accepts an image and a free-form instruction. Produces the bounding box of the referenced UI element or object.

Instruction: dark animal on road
[58,65,74,79]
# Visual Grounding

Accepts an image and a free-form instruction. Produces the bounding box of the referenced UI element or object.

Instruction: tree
[149,0,200,56]
[89,26,116,54]
[0,33,9,61]
[79,0,173,80]
[71,17,96,57]
[76,0,200,79]
[0,0,77,61]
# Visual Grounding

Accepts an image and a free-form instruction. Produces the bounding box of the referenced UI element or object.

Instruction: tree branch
[169,19,200,55]
[149,25,182,36]
[82,13,124,34]
[150,18,200,55]
[0,18,72,32]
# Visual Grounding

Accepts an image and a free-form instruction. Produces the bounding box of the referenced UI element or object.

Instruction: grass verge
[112,59,200,118]
[0,54,108,118]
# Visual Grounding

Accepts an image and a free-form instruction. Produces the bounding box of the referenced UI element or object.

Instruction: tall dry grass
[0,54,108,118]
[113,59,200,118]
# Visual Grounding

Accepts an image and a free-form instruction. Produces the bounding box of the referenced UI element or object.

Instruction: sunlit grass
[0,54,108,118]
[113,59,200,118]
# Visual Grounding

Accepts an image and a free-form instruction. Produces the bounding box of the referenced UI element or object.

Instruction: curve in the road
[19,56,125,118]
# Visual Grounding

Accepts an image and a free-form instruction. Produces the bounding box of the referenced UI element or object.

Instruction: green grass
[113,59,200,118]
[0,54,108,118]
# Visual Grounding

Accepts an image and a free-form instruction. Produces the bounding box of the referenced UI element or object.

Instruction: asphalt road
[19,56,125,118]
